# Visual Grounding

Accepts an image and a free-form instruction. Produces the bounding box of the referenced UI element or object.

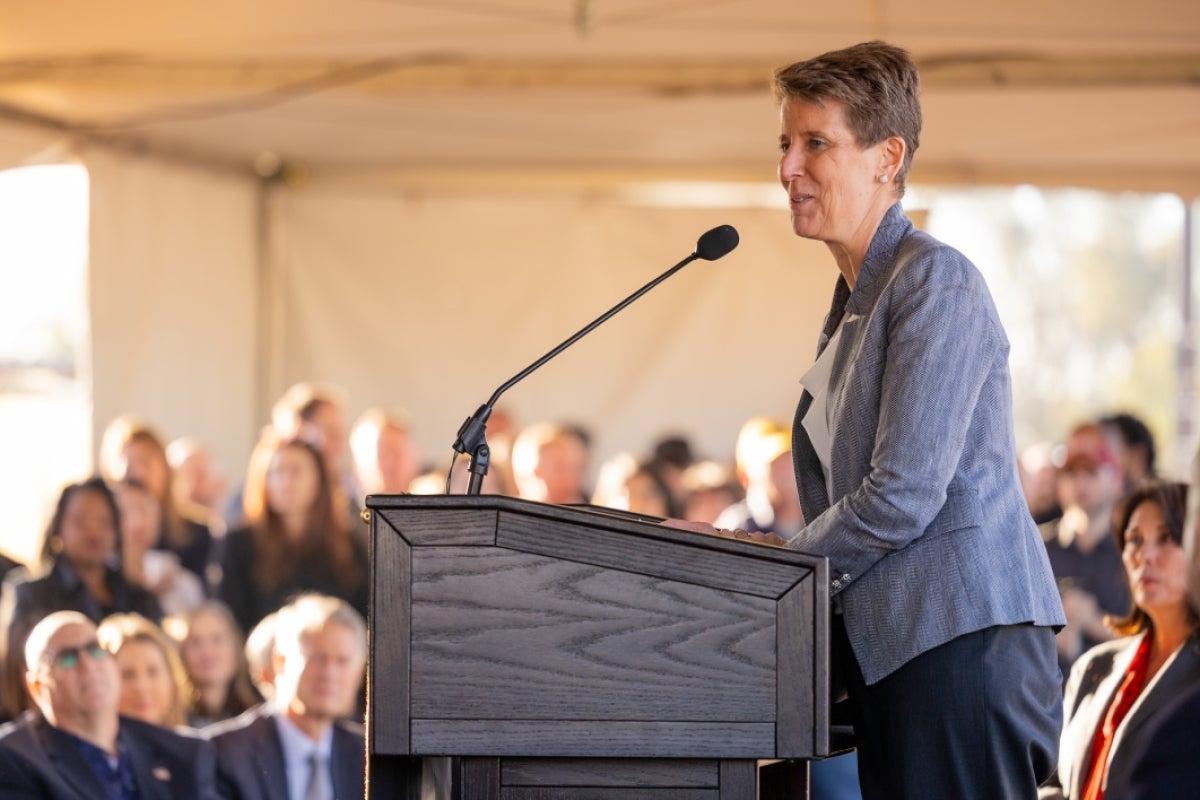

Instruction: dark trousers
[837,619,1062,800]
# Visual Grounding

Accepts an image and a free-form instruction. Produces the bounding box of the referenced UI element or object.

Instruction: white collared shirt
[272,710,334,800]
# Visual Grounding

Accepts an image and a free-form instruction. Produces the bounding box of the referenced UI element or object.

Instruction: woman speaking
[771,42,1066,798]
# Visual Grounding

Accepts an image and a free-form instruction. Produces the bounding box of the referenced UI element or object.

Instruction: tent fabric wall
[86,147,260,482]
[271,179,835,474]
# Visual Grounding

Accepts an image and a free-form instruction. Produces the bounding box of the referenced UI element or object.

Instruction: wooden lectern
[365,494,833,800]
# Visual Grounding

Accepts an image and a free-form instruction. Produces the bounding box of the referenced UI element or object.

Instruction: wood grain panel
[370,513,412,754]
[497,512,805,598]
[502,758,718,787]
[410,547,776,722]
[776,580,815,758]
[376,506,498,546]
[412,720,775,758]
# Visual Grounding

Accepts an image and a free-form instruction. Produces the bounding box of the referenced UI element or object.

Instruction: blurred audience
[219,436,368,637]
[96,612,191,729]
[1041,422,1132,674]
[163,601,261,729]
[1021,441,1063,526]
[1100,412,1158,493]
[1038,479,1198,799]
[715,418,803,539]
[511,421,591,504]
[244,611,279,702]
[649,435,695,514]
[99,416,216,588]
[113,479,205,616]
[679,460,743,525]
[349,407,424,502]
[208,594,369,800]
[167,435,230,537]
[1,478,162,719]
[0,610,216,797]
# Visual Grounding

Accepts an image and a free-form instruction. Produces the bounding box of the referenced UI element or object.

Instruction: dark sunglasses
[44,641,110,670]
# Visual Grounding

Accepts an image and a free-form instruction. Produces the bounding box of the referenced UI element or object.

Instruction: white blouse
[799,322,844,503]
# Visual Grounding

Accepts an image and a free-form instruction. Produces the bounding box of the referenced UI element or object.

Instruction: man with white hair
[208,594,378,800]
[0,610,216,798]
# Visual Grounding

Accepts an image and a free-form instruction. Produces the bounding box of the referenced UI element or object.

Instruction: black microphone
[451,225,740,494]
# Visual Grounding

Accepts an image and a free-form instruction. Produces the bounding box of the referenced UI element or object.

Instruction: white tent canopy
[2,0,1198,488]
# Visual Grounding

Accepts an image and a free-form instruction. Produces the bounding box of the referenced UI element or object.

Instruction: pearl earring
[878,175,889,184]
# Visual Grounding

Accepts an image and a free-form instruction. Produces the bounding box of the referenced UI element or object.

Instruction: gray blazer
[1039,634,1200,799]
[788,203,1065,684]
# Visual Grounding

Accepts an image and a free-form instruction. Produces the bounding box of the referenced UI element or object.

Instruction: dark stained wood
[718,760,757,800]
[458,758,500,800]
[409,546,776,725]
[376,505,498,546]
[496,511,805,598]
[366,495,833,799]
[500,790,719,799]
[370,510,411,755]
[502,759,718,788]
[412,720,775,759]
[776,580,815,758]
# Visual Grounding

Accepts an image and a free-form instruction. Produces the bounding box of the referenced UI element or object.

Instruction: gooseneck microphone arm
[451,224,739,495]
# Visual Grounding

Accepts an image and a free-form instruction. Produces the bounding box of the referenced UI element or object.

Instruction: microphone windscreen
[695,225,740,261]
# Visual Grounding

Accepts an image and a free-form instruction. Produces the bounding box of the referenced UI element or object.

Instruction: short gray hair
[273,594,366,659]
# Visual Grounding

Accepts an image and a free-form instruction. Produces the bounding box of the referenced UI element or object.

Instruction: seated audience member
[1042,422,1131,674]
[0,610,216,798]
[208,594,371,800]
[166,436,230,537]
[511,421,591,505]
[164,601,261,728]
[1,478,162,719]
[243,611,279,702]
[1039,479,1199,799]
[679,460,743,526]
[649,434,696,513]
[219,436,368,636]
[113,479,205,615]
[714,418,803,539]
[100,416,215,588]
[1119,445,1200,799]
[1021,441,1063,526]
[1100,411,1157,493]
[97,613,191,729]
[617,460,680,519]
[349,407,424,502]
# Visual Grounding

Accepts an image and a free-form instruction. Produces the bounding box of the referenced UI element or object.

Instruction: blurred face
[767,451,802,512]
[30,622,119,728]
[58,489,118,570]
[778,96,893,249]
[114,639,176,726]
[621,472,668,517]
[1058,463,1120,515]
[535,439,586,504]
[175,449,227,509]
[265,445,321,517]
[114,484,161,556]
[303,402,347,475]
[179,609,239,689]
[375,425,422,494]
[277,622,364,723]
[122,440,170,501]
[1123,499,1189,620]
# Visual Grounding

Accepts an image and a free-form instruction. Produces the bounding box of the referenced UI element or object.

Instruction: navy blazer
[1122,677,1200,799]
[1038,634,1200,799]
[208,705,364,800]
[0,711,217,800]
[789,203,1065,684]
